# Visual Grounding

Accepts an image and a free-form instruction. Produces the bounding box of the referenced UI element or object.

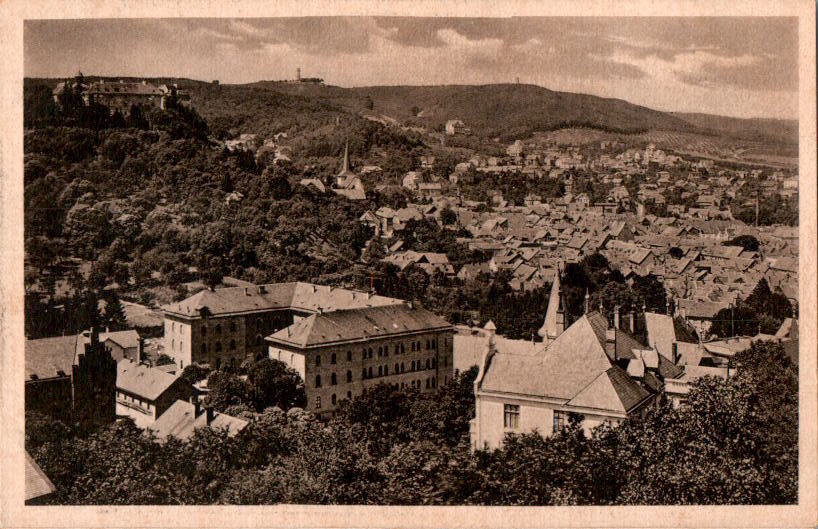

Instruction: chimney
[137,336,145,363]
[613,305,620,330]
[206,406,215,425]
[672,342,679,364]
[584,289,590,314]
[189,395,201,418]
[629,310,635,334]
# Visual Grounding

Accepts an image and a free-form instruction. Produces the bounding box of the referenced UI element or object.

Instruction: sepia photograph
[2,1,816,527]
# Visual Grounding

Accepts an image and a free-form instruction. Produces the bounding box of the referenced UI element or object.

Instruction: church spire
[342,140,349,173]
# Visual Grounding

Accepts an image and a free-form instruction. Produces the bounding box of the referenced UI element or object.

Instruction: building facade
[162,283,405,369]
[267,303,455,416]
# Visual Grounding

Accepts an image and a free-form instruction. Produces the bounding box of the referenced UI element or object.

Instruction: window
[362,368,367,380]
[426,378,430,389]
[171,339,175,350]
[347,351,352,362]
[378,366,383,376]
[201,343,207,355]
[444,357,448,367]
[411,342,415,352]
[378,346,383,357]
[331,373,337,385]
[256,318,262,330]
[255,335,263,346]
[384,347,388,357]
[553,410,567,434]
[504,404,520,429]
[400,362,405,373]
[347,370,352,383]
[331,353,337,364]
[215,324,221,335]
[426,358,431,369]
[230,321,237,332]
[347,391,352,400]
[215,358,221,369]
[431,377,436,388]
[316,355,321,366]
[426,339,430,350]
[432,339,436,350]
[384,365,389,375]
[172,322,175,332]
[201,326,207,336]
[432,358,436,368]
[230,339,236,350]
[331,394,337,405]
[411,361,416,371]
[368,348,373,359]
[315,396,321,409]
[362,347,366,360]
[395,345,399,355]
[401,344,405,354]
[315,375,322,388]
[394,363,399,374]
[215,342,222,352]
[368,366,373,378]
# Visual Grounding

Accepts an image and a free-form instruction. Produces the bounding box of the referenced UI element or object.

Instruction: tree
[205,369,252,412]
[155,353,176,367]
[440,207,457,226]
[723,234,760,253]
[102,293,127,330]
[180,363,212,385]
[246,358,306,411]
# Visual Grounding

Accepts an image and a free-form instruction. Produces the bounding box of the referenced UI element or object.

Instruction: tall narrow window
[368,366,373,378]
[426,339,430,350]
[394,363,399,373]
[384,365,389,375]
[347,391,352,400]
[331,394,337,405]
[331,373,337,385]
[401,344,405,354]
[378,346,383,357]
[553,410,567,434]
[315,375,322,388]
[411,342,415,352]
[400,362,405,373]
[347,351,352,362]
[316,355,321,366]
[432,339,436,350]
[426,358,431,369]
[504,404,520,429]
[362,368,367,380]
[331,353,337,364]
[230,339,236,350]
[347,370,352,383]
[378,366,383,376]
[315,396,321,409]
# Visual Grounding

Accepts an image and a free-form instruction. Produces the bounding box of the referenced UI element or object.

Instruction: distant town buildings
[53,77,191,115]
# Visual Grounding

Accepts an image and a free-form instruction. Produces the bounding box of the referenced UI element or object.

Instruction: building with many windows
[267,302,455,416]
[161,282,405,369]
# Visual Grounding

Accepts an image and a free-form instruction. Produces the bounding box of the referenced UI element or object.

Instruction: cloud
[436,28,504,58]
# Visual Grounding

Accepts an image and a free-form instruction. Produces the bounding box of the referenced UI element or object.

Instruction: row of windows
[316,341,444,367]
[315,391,353,409]
[315,359,442,387]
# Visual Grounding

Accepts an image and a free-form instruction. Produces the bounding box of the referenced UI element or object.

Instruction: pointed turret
[337,140,354,186]
[539,267,565,344]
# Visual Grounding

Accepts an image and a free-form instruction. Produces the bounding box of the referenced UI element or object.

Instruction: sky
[24,17,798,119]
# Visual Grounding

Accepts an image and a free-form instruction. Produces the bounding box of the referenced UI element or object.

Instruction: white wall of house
[472,392,627,450]
[164,318,192,369]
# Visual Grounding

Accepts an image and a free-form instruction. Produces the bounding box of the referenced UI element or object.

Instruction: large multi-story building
[267,302,454,416]
[161,282,407,369]
[162,282,455,416]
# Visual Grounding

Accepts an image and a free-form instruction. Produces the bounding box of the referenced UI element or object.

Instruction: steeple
[584,288,590,314]
[539,266,565,343]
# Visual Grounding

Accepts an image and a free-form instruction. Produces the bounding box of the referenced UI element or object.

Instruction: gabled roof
[267,304,452,348]
[644,312,676,360]
[148,400,248,442]
[567,366,650,413]
[163,282,401,318]
[25,335,77,380]
[25,451,56,502]
[117,359,183,401]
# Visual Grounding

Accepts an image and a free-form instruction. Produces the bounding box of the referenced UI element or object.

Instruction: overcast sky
[25,17,798,119]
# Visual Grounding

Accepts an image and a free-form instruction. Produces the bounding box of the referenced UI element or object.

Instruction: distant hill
[671,112,797,147]
[25,77,797,152]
